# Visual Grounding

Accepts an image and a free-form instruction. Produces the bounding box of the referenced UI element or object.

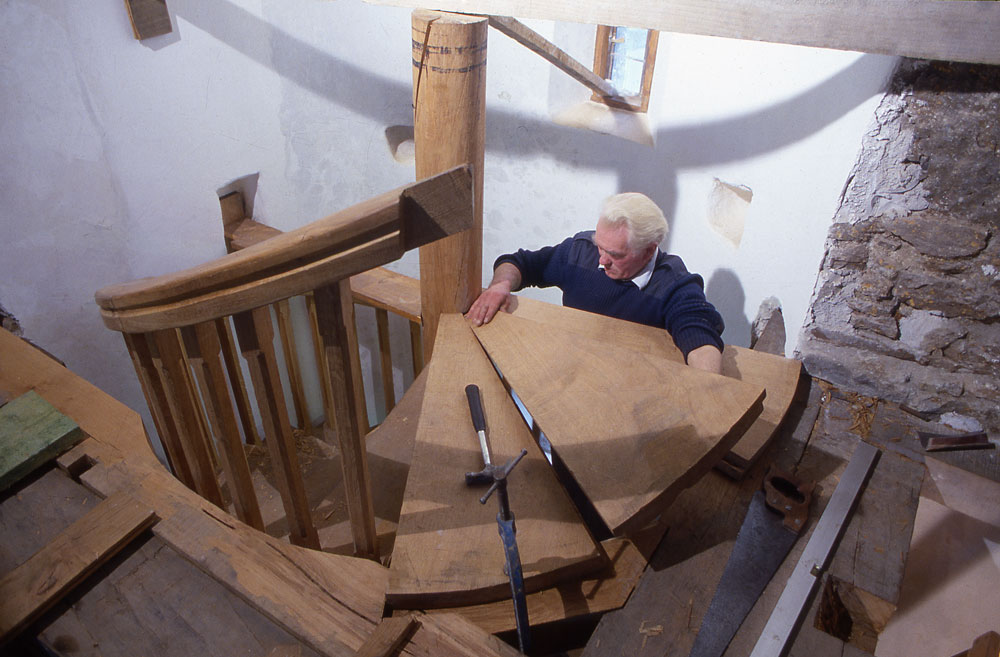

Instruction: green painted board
[0,390,83,492]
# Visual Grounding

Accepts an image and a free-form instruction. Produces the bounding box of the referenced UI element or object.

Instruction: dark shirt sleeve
[659,273,725,357]
[493,237,575,291]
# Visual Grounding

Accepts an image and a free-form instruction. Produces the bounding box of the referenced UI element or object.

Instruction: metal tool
[463,384,532,654]
[688,469,814,657]
[918,430,993,452]
[749,441,880,657]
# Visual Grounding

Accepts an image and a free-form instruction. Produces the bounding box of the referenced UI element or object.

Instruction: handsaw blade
[688,472,811,657]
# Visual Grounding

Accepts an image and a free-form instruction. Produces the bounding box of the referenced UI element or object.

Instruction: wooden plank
[365,0,1000,66]
[427,536,646,634]
[473,310,765,536]
[124,0,172,40]
[0,329,394,656]
[388,314,607,608]
[815,447,923,652]
[231,219,283,252]
[96,166,474,333]
[0,329,154,466]
[1,467,322,657]
[233,307,320,549]
[507,296,801,477]
[0,390,83,492]
[350,267,423,324]
[313,280,378,559]
[582,375,819,656]
[400,612,523,657]
[77,456,387,656]
[486,16,620,99]
[412,12,486,360]
[355,616,421,657]
[0,491,157,645]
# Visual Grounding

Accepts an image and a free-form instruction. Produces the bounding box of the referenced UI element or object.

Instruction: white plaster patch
[982,263,998,279]
[707,178,752,248]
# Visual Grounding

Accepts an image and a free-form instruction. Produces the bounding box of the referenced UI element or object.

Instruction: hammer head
[465,468,495,486]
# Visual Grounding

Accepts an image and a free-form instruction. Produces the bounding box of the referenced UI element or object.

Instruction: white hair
[598,193,668,251]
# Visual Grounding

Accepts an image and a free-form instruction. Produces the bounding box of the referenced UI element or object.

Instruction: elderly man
[467,192,724,374]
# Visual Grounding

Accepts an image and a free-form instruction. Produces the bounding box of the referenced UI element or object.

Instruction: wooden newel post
[412,10,486,360]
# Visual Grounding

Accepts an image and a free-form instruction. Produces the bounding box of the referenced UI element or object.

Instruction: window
[592,26,659,112]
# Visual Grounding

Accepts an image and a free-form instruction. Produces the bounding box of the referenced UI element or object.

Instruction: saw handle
[465,384,487,433]
[764,469,814,533]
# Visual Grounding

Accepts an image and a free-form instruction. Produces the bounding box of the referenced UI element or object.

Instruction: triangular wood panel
[387,314,607,608]
[506,296,801,477]
[472,311,766,536]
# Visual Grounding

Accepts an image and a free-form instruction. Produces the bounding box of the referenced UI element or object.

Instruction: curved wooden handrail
[96,166,473,333]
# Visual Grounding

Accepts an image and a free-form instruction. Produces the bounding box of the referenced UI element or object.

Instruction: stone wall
[798,60,1000,434]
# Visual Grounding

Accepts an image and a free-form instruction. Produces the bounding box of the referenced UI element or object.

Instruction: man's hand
[466,262,522,326]
[686,344,723,375]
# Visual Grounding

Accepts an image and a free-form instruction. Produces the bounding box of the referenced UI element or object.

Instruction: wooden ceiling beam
[365,0,1000,65]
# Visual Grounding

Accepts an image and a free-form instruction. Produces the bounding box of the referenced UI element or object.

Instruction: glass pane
[607,27,648,97]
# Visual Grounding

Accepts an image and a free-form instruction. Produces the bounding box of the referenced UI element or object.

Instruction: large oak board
[507,296,801,477]
[388,314,607,608]
[473,310,765,535]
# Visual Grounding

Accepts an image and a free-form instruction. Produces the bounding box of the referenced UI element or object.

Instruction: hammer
[462,384,532,653]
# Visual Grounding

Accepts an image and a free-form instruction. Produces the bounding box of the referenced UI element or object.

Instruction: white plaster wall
[1,0,897,455]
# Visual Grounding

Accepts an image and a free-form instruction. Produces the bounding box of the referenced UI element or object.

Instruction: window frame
[592,25,660,113]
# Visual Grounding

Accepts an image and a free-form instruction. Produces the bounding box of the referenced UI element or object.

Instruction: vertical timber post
[412,10,486,360]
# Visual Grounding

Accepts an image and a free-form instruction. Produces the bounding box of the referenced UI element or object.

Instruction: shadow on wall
[706,269,752,347]
[166,0,892,332]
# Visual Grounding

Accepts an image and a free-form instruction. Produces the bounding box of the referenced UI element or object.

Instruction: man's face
[594,220,656,280]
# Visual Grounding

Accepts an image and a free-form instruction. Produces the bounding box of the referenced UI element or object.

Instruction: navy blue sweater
[495,231,724,357]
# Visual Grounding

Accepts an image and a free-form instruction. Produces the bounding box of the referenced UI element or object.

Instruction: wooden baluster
[313,279,378,559]
[233,306,320,550]
[409,320,424,377]
[181,322,265,531]
[274,298,311,430]
[151,328,225,508]
[375,307,396,415]
[217,317,262,445]
[122,332,193,487]
[307,292,370,433]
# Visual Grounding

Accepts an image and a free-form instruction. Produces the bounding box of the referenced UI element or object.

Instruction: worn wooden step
[389,314,608,608]
[473,309,765,536]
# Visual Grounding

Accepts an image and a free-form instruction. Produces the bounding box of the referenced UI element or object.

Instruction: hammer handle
[465,384,491,465]
[465,384,487,433]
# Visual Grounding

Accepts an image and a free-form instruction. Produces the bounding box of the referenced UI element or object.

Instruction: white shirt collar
[629,248,658,290]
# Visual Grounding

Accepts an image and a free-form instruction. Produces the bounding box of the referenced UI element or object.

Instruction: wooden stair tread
[388,314,607,608]
[506,296,801,477]
[472,310,765,536]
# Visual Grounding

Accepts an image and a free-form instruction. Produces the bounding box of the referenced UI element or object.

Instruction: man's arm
[686,344,723,375]
[466,262,522,326]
